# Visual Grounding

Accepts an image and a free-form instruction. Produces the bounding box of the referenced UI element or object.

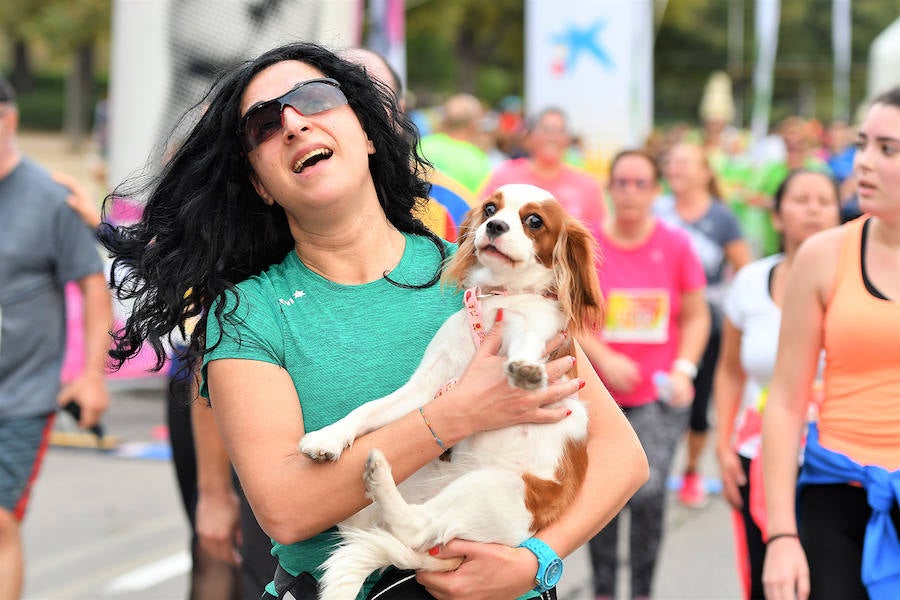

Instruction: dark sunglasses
[238,78,348,152]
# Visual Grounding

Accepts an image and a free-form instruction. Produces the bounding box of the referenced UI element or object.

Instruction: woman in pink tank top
[761,87,900,600]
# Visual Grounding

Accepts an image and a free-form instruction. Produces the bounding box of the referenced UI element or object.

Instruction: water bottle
[653,370,673,404]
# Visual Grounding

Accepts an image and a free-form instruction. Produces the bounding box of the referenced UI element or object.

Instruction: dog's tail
[318,528,457,600]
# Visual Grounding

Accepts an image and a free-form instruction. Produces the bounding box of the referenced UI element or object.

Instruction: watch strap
[518,537,563,592]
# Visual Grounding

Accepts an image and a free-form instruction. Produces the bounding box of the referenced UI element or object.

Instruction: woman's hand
[56,371,109,429]
[195,488,242,566]
[595,350,641,393]
[438,319,582,440]
[53,171,101,229]
[762,536,810,600]
[416,540,537,600]
[667,370,695,407]
[716,446,746,510]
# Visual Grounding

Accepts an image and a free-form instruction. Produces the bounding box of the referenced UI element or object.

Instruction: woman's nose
[281,106,312,139]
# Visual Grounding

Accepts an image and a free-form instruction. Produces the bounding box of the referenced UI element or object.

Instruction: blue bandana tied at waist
[798,423,900,599]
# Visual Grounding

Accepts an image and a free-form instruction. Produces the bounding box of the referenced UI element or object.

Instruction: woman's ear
[250,173,275,206]
[366,138,375,154]
[771,210,784,234]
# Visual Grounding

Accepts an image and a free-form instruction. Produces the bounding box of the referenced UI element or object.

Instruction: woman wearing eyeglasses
[580,149,710,600]
[100,43,648,600]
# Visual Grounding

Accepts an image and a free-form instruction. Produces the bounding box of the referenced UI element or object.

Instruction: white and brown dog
[298,183,604,600]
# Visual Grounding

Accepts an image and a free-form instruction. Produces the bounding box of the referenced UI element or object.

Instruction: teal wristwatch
[518,537,564,592]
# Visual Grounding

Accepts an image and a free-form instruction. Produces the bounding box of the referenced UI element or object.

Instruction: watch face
[543,558,564,586]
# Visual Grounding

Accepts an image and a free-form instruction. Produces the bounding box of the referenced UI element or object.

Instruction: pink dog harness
[463,287,491,347]
[434,287,495,399]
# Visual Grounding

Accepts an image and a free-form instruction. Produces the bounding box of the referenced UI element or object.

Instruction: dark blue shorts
[0,413,55,520]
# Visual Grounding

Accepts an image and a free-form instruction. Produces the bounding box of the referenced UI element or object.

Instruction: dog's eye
[524,214,544,230]
[483,203,497,218]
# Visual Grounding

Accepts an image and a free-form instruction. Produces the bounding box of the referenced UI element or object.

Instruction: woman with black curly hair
[101,42,647,600]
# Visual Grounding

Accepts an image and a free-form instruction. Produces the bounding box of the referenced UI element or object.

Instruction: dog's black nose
[485,219,509,239]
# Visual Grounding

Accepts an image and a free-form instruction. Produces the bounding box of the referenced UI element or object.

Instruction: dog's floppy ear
[441,203,483,289]
[554,218,604,335]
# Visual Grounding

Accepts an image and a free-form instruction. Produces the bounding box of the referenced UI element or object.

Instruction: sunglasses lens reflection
[240,79,347,152]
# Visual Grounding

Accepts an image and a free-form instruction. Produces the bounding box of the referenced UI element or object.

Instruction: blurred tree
[653,0,729,125]
[0,0,45,92]
[749,0,900,128]
[405,0,900,128]
[407,0,523,109]
[13,0,110,146]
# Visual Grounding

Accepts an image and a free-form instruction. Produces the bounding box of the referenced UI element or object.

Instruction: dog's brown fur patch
[522,437,589,532]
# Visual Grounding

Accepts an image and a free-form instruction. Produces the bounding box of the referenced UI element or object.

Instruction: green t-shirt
[743,157,832,256]
[202,232,461,598]
[419,132,491,193]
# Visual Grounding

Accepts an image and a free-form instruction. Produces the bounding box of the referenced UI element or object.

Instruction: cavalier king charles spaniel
[299,183,604,600]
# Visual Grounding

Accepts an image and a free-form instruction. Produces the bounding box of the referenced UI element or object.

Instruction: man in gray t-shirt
[0,74,112,599]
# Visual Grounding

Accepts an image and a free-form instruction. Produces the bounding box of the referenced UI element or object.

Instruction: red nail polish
[428,545,440,556]
[565,410,572,417]
[496,308,503,322]
[578,380,586,390]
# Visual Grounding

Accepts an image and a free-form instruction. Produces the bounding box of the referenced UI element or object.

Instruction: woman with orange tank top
[761,86,900,600]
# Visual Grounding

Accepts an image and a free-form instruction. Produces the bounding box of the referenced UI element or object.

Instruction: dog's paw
[363,449,393,499]
[298,426,354,462]
[506,360,547,391]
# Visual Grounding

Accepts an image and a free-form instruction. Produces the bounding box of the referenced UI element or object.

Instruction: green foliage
[649,0,900,125]
[4,0,900,134]
[653,0,731,124]
[5,0,111,51]
[0,0,43,36]
[10,71,107,131]
[407,0,900,128]
[407,0,524,108]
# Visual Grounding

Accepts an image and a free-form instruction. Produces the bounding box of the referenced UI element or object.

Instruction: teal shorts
[0,413,54,520]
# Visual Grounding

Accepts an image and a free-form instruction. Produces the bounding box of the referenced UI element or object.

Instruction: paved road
[23,382,742,600]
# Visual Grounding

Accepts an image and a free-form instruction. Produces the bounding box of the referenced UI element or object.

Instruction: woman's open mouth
[292,148,333,173]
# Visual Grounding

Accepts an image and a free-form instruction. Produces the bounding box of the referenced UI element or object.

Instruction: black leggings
[588,401,690,597]
[689,324,720,433]
[737,457,766,599]
[799,483,900,600]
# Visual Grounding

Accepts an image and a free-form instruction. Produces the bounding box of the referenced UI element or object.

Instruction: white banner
[751,0,781,143]
[868,17,900,101]
[832,0,852,121]
[525,0,653,172]
[108,0,359,191]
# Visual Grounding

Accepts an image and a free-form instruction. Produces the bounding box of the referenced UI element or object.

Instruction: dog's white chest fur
[298,292,588,600]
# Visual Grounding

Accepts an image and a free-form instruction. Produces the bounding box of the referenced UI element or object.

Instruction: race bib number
[603,289,670,343]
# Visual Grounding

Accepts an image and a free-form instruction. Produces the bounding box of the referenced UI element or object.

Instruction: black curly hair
[100,42,440,373]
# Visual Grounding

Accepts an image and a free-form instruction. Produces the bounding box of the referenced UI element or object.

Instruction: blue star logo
[551,19,614,74]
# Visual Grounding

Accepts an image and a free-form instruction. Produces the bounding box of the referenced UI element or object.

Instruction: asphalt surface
[22,380,742,600]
